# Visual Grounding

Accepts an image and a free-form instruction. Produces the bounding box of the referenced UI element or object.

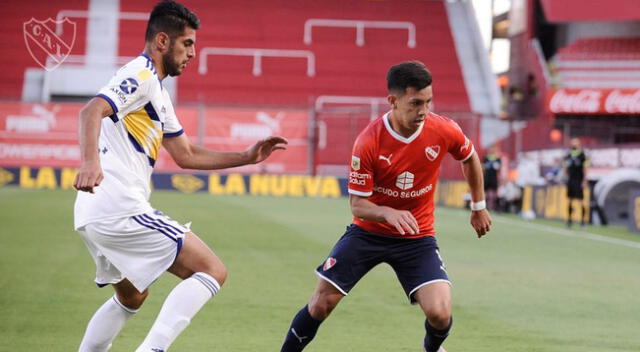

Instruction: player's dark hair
[387,61,433,94]
[145,1,200,42]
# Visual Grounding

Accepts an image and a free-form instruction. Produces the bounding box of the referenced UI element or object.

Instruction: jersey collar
[383,112,424,144]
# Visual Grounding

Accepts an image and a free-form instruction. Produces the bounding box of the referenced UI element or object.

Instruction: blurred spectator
[564,138,589,228]
[482,145,502,211]
[497,181,522,214]
[544,157,564,185]
[516,154,545,188]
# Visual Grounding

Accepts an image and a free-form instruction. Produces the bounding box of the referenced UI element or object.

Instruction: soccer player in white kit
[72,2,287,351]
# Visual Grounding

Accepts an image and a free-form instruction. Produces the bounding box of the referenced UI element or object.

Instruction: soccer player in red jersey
[280,61,492,352]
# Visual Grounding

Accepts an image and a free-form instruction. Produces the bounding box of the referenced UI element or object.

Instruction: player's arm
[73,97,113,193]
[162,134,287,170]
[349,195,420,235]
[461,151,492,238]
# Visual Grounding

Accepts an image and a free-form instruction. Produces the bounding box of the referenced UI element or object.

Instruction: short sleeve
[96,66,155,121]
[161,91,184,138]
[348,135,375,197]
[447,121,475,161]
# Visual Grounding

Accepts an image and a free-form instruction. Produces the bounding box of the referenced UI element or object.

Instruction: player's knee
[118,289,149,310]
[308,294,339,320]
[202,262,227,286]
[426,304,451,328]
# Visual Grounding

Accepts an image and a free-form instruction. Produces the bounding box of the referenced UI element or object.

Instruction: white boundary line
[494,216,640,250]
[437,208,640,250]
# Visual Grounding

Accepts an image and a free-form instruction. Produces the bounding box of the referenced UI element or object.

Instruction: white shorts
[77,210,189,292]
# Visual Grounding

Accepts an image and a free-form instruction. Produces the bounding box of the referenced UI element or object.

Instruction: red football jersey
[348,112,474,238]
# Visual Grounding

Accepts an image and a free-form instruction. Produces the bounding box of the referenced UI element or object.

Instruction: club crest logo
[23,17,76,71]
[425,145,440,162]
[351,155,361,171]
[323,257,337,271]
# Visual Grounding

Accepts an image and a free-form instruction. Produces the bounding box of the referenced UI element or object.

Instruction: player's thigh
[387,236,450,305]
[167,232,227,284]
[414,281,451,320]
[315,225,386,296]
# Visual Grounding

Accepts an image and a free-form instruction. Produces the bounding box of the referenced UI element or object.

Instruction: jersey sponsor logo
[349,171,370,186]
[425,145,440,162]
[395,171,414,190]
[119,77,139,94]
[323,257,337,271]
[110,87,128,104]
[373,183,433,198]
[378,153,393,166]
[351,155,361,171]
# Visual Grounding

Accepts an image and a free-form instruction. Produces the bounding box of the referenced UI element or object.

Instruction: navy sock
[281,305,323,352]
[424,317,452,352]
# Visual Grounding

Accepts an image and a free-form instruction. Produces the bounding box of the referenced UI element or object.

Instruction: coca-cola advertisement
[548,89,640,114]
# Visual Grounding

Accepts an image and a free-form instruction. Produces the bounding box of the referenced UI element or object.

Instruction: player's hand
[470,209,492,238]
[382,208,420,235]
[73,160,104,193]
[246,136,288,164]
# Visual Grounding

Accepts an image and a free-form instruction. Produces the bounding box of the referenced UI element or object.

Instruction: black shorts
[567,180,584,199]
[315,224,450,304]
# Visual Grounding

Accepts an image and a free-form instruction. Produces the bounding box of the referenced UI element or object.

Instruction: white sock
[78,295,138,352]
[135,272,220,352]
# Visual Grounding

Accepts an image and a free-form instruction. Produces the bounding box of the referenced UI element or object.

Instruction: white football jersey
[74,54,183,229]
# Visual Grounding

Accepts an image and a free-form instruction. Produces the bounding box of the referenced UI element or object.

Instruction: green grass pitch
[1,187,639,351]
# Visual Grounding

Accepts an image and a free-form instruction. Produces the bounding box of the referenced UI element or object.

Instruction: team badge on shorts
[323,257,337,271]
[425,145,440,161]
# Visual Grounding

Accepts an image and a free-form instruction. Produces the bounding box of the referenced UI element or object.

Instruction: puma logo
[291,328,308,343]
[378,154,393,166]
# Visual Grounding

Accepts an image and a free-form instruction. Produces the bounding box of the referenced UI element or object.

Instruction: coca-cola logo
[549,89,602,113]
[604,89,640,114]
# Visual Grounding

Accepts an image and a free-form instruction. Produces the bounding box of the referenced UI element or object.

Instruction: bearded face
[162,43,183,77]
[161,27,196,77]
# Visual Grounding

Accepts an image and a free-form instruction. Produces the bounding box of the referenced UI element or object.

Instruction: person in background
[564,138,588,228]
[482,145,502,211]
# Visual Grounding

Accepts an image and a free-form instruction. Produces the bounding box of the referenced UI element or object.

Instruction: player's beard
[162,43,182,77]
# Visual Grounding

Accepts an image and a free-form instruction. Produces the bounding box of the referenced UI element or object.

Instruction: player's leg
[135,231,226,352]
[414,283,453,352]
[578,199,584,228]
[281,279,344,352]
[281,224,383,351]
[567,186,574,228]
[77,222,151,352]
[389,236,451,352]
[78,279,148,352]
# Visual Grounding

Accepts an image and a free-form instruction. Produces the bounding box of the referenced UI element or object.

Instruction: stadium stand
[120,0,472,111]
[5,0,499,179]
[553,37,640,89]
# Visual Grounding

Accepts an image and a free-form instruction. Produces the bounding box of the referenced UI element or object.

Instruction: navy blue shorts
[315,224,450,304]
